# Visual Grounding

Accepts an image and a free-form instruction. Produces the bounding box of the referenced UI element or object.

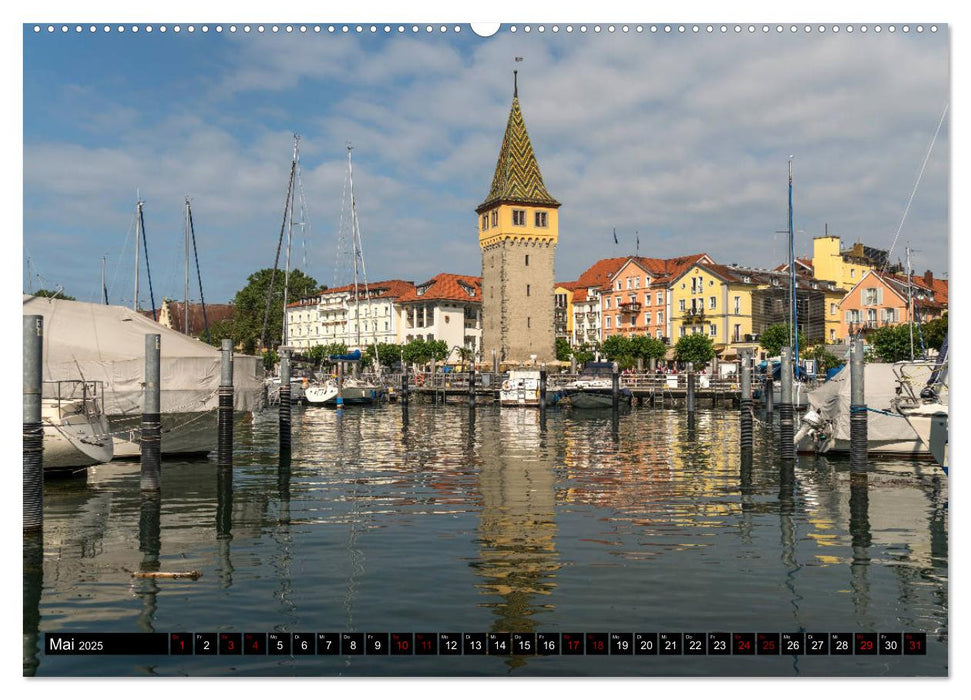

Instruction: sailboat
[305,145,381,407]
[42,379,114,472]
[893,339,948,471]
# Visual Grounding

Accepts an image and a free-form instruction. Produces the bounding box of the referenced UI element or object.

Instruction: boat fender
[416,374,425,386]
[502,380,511,391]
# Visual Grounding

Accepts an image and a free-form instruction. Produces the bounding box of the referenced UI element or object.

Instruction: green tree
[261,349,279,371]
[674,333,715,366]
[759,323,808,358]
[868,324,914,362]
[230,268,319,354]
[306,343,348,366]
[33,288,76,301]
[803,344,841,374]
[428,340,449,362]
[401,338,429,366]
[572,343,597,366]
[630,335,668,363]
[601,335,633,365]
[555,337,572,362]
[197,318,235,347]
[362,342,403,370]
[921,313,948,351]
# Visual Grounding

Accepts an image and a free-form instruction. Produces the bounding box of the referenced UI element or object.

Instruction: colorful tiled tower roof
[477,72,560,214]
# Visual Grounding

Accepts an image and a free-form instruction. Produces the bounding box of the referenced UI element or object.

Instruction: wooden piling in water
[539,363,547,415]
[611,362,620,412]
[850,337,867,476]
[23,315,43,532]
[740,349,753,453]
[279,348,291,452]
[217,339,234,470]
[686,362,696,413]
[141,334,162,491]
[779,346,795,461]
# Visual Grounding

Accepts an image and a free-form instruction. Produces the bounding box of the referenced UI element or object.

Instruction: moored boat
[499,369,559,407]
[563,362,632,409]
[42,379,113,472]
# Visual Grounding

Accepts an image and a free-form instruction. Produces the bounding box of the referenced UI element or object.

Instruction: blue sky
[22,22,949,306]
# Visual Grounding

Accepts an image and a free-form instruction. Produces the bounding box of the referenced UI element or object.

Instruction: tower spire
[514,69,518,98]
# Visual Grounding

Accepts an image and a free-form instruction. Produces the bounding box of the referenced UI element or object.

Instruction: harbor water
[24,404,948,676]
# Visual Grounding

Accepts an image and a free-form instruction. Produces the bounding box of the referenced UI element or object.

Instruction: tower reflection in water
[471,408,559,668]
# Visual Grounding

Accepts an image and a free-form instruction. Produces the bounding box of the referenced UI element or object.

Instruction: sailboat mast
[133,198,141,312]
[907,246,914,360]
[184,197,191,335]
[283,134,299,348]
[347,145,361,349]
[788,159,798,370]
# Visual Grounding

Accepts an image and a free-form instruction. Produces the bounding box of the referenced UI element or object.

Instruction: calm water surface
[24,404,948,676]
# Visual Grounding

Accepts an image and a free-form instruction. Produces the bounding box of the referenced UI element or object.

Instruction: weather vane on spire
[514,57,523,97]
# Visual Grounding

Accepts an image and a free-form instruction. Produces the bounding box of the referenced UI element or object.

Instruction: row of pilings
[24,320,871,534]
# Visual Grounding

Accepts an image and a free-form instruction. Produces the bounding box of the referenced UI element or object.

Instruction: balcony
[681,309,706,323]
[587,312,598,320]
[586,328,599,339]
[619,302,642,314]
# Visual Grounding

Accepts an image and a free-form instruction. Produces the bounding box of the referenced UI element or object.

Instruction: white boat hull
[42,402,114,471]
[899,405,948,469]
[107,411,249,459]
[568,390,615,409]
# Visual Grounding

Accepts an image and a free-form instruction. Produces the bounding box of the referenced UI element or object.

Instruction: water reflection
[473,409,559,649]
[216,467,234,589]
[135,492,161,633]
[23,532,43,677]
[849,476,872,628]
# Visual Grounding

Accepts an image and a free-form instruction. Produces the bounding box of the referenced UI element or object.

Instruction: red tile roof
[397,273,481,303]
[288,279,416,307]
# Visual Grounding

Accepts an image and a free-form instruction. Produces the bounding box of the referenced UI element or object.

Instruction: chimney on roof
[924,270,934,287]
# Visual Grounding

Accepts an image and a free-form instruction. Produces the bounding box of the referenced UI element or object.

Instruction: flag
[613,227,618,245]
[636,231,640,254]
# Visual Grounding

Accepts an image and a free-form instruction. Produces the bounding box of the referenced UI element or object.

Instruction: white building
[396,273,482,361]
[285,279,416,351]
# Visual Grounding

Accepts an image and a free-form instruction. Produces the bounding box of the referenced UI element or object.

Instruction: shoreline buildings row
[285,74,946,364]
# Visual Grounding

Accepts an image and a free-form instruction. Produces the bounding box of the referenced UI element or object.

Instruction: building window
[527,317,531,328]
[605,316,611,329]
[851,269,856,278]
[481,214,489,231]
[679,327,686,338]
[525,254,529,266]
[626,278,631,290]
[710,324,717,337]
[491,210,498,227]
[733,324,741,342]
[656,329,662,339]
[605,298,610,309]
[709,296,716,309]
[615,280,621,291]
[679,299,686,312]
[512,209,526,226]
[634,276,640,289]
[657,292,663,305]
[526,284,531,297]
[830,303,837,315]
[656,311,662,325]
[734,296,740,314]
[535,211,548,227]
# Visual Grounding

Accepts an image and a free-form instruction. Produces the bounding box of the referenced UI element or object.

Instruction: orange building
[839,269,946,340]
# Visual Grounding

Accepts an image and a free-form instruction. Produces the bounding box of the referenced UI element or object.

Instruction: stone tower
[477,72,560,365]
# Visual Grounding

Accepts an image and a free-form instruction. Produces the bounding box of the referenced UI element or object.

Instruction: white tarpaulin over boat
[23,295,264,416]
[806,362,919,444]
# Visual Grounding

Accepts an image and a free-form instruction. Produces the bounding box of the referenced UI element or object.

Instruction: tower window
[526,284,531,296]
[491,210,498,227]
[535,211,548,227]
[512,209,526,226]
[481,214,489,231]
[527,317,531,328]
[525,254,529,266]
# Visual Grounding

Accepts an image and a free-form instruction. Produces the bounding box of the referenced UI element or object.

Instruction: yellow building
[668,262,757,356]
[811,236,877,293]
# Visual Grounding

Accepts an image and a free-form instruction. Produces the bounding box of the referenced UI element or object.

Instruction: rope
[850,406,906,418]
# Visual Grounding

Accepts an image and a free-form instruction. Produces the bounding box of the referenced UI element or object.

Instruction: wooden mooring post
[740,349,753,453]
[23,315,43,531]
[849,337,867,478]
[141,334,162,491]
[779,346,795,461]
[217,339,234,470]
[279,348,291,453]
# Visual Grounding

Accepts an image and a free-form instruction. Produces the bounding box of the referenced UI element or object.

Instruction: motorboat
[892,351,948,473]
[499,369,560,407]
[563,362,631,409]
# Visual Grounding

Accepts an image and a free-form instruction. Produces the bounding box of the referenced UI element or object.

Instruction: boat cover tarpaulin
[23,295,264,416]
[806,362,918,443]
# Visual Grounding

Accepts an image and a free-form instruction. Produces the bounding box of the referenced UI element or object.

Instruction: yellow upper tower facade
[477,72,560,364]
